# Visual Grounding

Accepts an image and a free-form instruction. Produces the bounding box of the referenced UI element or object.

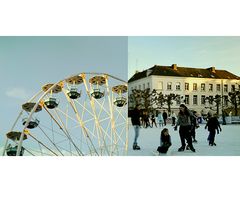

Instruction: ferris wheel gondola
[2,72,128,156]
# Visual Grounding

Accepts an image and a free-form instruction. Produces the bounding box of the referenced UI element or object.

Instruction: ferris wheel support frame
[4,72,127,156]
[81,74,110,155]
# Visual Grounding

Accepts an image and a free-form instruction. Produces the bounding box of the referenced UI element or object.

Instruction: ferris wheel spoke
[56,108,79,125]
[28,132,59,156]
[92,97,110,116]
[53,108,85,156]
[74,99,95,118]
[25,146,53,156]
[10,140,36,156]
[4,73,128,156]
[38,142,44,156]
[54,144,79,156]
[87,82,110,156]
[2,110,24,156]
[62,90,100,155]
[39,123,67,138]
[43,106,84,156]
[114,106,128,121]
[115,122,127,128]
[37,125,65,156]
[72,79,109,155]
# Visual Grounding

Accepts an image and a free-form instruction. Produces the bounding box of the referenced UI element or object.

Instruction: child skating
[205,113,222,146]
[157,128,172,154]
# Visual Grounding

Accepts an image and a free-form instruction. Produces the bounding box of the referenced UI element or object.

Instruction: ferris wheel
[2,72,128,156]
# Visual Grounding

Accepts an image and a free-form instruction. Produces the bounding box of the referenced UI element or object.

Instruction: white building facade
[128,64,240,114]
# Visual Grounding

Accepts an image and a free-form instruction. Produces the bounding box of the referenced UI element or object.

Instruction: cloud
[6,87,31,100]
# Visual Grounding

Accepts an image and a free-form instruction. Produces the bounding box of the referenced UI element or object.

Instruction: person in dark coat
[205,113,222,146]
[157,128,172,154]
[174,104,195,152]
[143,112,150,128]
[171,111,177,126]
[131,104,141,150]
[191,111,199,143]
[162,110,168,126]
[151,114,157,128]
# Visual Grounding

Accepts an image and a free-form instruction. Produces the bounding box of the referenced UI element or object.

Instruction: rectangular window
[167,82,172,90]
[157,81,163,90]
[143,84,145,90]
[209,96,213,104]
[209,84,213,91]
[224,84,228,92]
[193,83,197,91]
[193,95,198,105]
[201,83,205,91]
[185,95,189,105]
[231,85,235,92]
[176,82,181,90]
[216,84,221,92]
[201,95,205,105]
[185,83,189,91]
[147,82,150,89]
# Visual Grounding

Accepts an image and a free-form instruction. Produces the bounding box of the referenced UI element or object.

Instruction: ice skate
[178,146,185,152]
[189,147,196,152]
[133,144,141,150]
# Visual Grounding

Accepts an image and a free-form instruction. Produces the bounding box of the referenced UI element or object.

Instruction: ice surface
[128,123,240,156]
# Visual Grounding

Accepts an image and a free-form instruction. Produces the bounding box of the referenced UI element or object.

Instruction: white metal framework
[2,72,128,156]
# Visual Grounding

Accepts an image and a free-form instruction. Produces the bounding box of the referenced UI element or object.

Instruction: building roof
[128,64,240,83]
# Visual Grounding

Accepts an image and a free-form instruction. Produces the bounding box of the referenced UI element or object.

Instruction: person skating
[162,110,168,126]
[174,104,196,152]
[185,111,199,150]
[131,104,141,150]
[157,112,164,127]
[191,111,199,143]
[151,114,157,128]
[143,112,150,128]
[205,113,222,146]
[157,128,172,154]
[171,111,177,126]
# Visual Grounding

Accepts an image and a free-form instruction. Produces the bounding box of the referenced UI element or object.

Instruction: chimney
[208,67,216,73]
[172,64,177,70]
[146,69,152,77]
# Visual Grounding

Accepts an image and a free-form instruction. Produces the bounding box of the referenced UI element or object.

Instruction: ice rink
[128,123,240,156]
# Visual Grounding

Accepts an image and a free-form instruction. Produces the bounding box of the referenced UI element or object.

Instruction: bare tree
[151,89,165,109]
[129,88,152,112]
[228,89,240,116]
[164,93,180,114]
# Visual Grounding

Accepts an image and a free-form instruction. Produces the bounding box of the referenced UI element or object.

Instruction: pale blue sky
[0,37,128,148]
[128,37,240,79]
